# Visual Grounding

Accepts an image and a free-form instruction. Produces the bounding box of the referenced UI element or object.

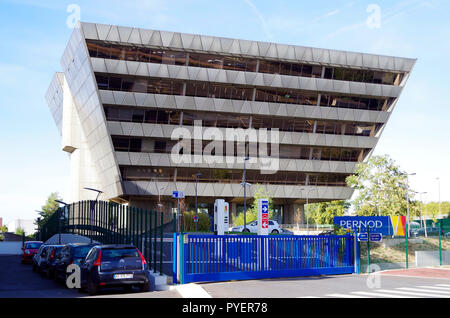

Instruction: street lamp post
[436,177,441,217]
[402,172,416,238]
[194,173,202,232]
[241,157,250,231]
[416,191,428,237]
[34,210,44,241]
[83,187,103,243]
[55,200,69,245]
[300,188,315,235]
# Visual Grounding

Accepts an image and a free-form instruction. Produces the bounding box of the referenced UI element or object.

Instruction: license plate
[113,274,133,279]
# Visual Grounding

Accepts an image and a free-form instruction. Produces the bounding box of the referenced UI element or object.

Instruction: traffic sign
[261,213,269,229]
[357,233,368,242]
[369,233,383,242]
[172,191,185,199]
[193,215,199,223]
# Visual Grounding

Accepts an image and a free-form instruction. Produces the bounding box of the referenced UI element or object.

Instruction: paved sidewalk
[380,267,450,280]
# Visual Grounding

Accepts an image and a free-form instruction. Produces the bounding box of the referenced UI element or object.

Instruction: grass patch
[360,237,450,264]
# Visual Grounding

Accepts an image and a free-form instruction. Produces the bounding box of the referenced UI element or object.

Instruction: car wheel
[242,228,250,233]
[87,275,97,296]
[271,230,279,234]
[139,282,150,293]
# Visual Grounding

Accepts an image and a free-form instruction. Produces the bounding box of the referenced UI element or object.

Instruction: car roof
[66,243,98,247]
[98,244,136,249]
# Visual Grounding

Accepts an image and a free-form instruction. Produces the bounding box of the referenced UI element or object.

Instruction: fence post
[366,228,370,273]
[439,222,442,266]
[153,210,157,273]
[173,233,178,284]
[405,223,409,269]
[160,210,164,275]
[180,233,184,284]
[354,229,360,274]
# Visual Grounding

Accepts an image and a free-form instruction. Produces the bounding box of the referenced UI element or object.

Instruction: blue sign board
[261,200,269,214]
[172,191,185,199]
[369,233,383,242]
[357,233,368,242]
[334,216,393,236]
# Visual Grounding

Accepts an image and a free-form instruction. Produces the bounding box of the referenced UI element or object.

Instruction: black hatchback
[79,245,151,295]
[54,243,99,284]
[40,245,64,279]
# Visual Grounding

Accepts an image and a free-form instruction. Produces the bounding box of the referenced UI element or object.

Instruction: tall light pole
[436,177,441,217]
[34,210,44,241]
[416,191,428,237]
[402,172,416,238]
[194,173,202,232]
[84,187,103,244]
[300,188,315,235]
[55,200,69,244]
[240,156,251,231]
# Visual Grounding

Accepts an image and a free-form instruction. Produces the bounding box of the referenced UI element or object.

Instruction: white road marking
[173,283,212,298]
[351,291,411,298]
[396,287,450,297]
[326,293,369,298]
[417,285,450,291]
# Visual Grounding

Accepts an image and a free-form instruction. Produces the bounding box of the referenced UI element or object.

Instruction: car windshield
[101,248,139,260]
[73,246,95,258]
[25,243,42,249]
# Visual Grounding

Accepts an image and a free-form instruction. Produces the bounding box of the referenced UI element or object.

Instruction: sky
[0,0,449,224]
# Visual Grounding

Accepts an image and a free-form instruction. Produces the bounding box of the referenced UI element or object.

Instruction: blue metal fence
[173,234,356,284]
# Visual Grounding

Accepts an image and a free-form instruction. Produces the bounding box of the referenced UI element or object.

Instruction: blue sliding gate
[173,234,356,284]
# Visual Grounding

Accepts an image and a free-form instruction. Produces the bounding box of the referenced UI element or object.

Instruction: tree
[308,201,349,225]
[233,185,274,226]
[36,192,63,226]
[0,225,8,233]
[346,155,419,217]
[16,227,25,236]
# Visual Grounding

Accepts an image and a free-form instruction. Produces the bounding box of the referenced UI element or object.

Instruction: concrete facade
[46,22,415,224]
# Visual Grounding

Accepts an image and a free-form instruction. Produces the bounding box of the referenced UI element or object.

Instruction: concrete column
[283,203,305,225]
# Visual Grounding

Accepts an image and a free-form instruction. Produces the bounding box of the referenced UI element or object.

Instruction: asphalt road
[199,271,450,298]
[0,255,178,298]
[3,255,450,298]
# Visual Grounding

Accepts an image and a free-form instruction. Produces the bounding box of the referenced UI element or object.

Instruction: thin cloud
[243,0,273,40]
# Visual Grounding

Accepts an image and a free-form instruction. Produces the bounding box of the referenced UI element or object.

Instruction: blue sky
[0,0,449,224]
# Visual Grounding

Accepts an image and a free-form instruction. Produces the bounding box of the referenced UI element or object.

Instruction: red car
[21,241,43,264]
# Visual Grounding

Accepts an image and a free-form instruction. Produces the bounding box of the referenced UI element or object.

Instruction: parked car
[280,228,294,235]
[318,230,334,236]
[40,245,64,278]
[21,241,43,264]
[78,245,150,295]
[411,227,444,238]
[54,243,99,283]
[32,245,49,273]
[231,220,282,234]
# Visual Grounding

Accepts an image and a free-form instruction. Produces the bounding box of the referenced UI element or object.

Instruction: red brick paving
[380,268,450,279]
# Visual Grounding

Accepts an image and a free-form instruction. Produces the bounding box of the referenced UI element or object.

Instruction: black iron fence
[39,200,175,274]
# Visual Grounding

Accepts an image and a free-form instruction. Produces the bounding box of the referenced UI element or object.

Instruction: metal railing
[39,200,173,274]
[173,233,355,284]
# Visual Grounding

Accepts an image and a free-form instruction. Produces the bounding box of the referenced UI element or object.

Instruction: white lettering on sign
[340,220,383,229]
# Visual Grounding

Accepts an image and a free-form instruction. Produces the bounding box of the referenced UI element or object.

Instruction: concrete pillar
[283,203,305,225]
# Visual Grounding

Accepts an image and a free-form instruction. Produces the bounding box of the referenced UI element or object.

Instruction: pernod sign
[334,216,392,236]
